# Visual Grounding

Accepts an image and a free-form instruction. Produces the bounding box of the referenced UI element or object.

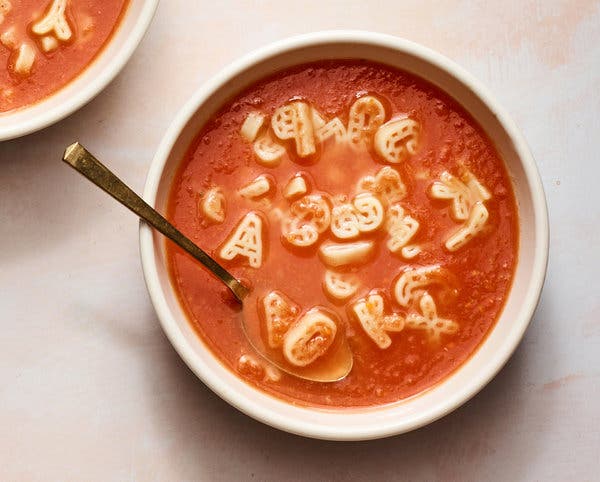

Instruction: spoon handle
[62,142,248,302]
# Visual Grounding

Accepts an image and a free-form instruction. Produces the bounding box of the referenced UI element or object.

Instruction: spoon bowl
[241,288,353,383]
[62,142,353,383]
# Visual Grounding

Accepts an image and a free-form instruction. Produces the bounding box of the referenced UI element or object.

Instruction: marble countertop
[1,1,599,480]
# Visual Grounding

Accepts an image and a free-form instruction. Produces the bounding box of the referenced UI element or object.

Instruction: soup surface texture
[166,61,519,408]
[0,0,129,112]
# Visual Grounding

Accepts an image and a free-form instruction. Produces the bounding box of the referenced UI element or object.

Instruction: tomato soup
[0,0,129,112]
[166,61,519,407]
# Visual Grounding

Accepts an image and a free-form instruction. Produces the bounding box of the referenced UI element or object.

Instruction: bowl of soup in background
[140,31,549,440]
[0,0,158,141]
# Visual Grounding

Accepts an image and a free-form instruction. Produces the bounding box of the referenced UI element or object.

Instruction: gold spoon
[62,142,352,383]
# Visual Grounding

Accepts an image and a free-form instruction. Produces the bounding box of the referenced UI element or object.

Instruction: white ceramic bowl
[0,0,159,141]
[140,31,549,441]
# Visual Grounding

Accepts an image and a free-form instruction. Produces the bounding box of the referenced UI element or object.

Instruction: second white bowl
[0,0,159,141]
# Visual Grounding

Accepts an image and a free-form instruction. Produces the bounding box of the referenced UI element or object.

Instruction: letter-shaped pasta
[263,364,282,382]
[386,204,419,254]
[283,174,308,200]
[253,134,285,166]
[291,195,331,233]
[401,245,421,259]
[200,187,226,223]
[240,112,265,142]
[32,0,72,42]
[374,117,420,164]
[282,309,337,367]
[316,117,347,143]
[406,292,458,341]
[282,194,331,247]
[319,240,374,267]
[330,193,384,240]
[330,204,360,239]
[353,193,384,233]
[0,1,12,15]
[282,221,319,247]
[219,212,264,268]
[323,270,360,300]
[238,175,272,199]
[352,293,405,349]
[12,43,35,75]
[430,170,491,251]
[237,354,264,378]
[393,265,443,307]
[0,26,17,49]
[430,171,471,221]
[281,194,331,247]
[347,96,386,147]
[357,166,406,205]
[238,354,281,382]
[430,171,491,221]
[40,35,58,52]
[261,291,300,348]
[445,202,489,252]
[272,101,316,157]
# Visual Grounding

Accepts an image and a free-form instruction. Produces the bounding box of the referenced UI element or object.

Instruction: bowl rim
[139,30,549,440]
[0,0,159,141]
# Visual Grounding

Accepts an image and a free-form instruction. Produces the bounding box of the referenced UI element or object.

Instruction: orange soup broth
[0,0,129,112]
[166,61,519,408]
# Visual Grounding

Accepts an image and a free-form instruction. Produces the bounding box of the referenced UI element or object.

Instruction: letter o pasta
[282,310,337,367]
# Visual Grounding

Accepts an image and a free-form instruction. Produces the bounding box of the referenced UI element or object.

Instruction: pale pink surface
[1,1,599,480]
